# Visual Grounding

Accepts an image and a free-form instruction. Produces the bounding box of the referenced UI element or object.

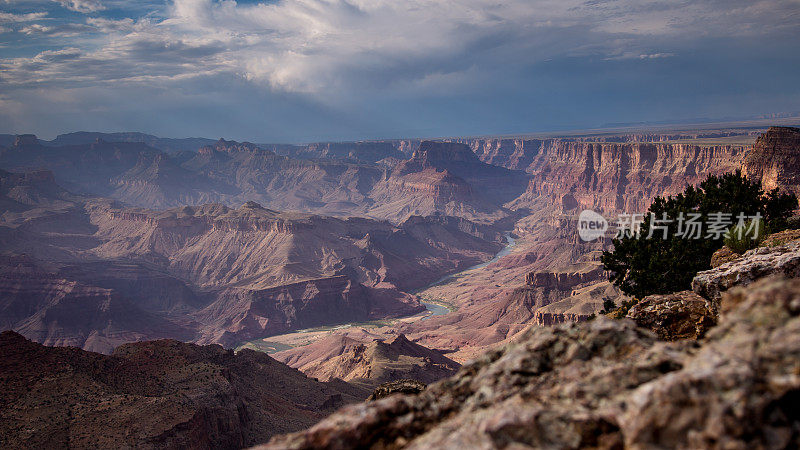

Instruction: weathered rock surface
[693,239,800,300]
[626,290,716,340]
[710,229,800,268]
[0,331,369,449]
[367,379,427,402]
[259,275,800,449]
[710,245,740,268]
[761,228,800,247]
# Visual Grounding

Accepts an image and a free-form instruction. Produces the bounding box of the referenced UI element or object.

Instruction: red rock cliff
[742,126,800,197]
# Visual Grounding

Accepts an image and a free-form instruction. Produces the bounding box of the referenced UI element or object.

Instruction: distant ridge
[44,131,217,153]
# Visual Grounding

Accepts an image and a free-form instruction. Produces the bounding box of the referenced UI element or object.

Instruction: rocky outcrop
[630,233,800,341]
[382,169,473,200]
[743,126,800,197]
[366,141,527,224]
[409,141,483,167]
[0,331,369,449]
[260,274,800,449]
[710,245,740,267]
[275,334,460,388]
[711,229,800,268]
[453,130,758,170]
[199,138,270,155]
[44,131,217,153]
[367,379,427,401]
[524,266,604,290]
[302,142,405,163]
[693,239,800,300]
[272,141,411,163]
[12,134,40,147]
[626,290,716,341]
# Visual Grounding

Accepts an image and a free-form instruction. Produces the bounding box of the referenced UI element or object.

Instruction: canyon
[2,127,791,360]
[258,129,768,363]
[2,124,799,448]
[0,164,506,353]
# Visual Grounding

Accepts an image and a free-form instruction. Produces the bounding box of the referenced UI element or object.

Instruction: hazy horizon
[5,114,800,146]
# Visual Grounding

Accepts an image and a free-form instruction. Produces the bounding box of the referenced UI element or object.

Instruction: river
[237,232,518,351]
[417,232,517,319]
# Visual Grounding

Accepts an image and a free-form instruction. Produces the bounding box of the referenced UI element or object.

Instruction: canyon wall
[743,126,800,197]
[456,138,747,213]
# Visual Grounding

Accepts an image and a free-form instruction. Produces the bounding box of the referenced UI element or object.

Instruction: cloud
[156,0,800,96]
[4,0,800,95]
[19,22,93,36]
[0,11,48,23]
[639,53,674,59]
[605,51,676,61]
[86,17,139,33]
[0,0,799,140]
[53,0,105,13]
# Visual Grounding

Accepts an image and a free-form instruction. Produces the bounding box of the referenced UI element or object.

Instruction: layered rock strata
[743,126,800,196]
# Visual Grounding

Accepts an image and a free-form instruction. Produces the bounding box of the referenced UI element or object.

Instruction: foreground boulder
[710,245,740,268]
[259,275,800,449]
[625,290,716,340]
[628,231,800,343]
[693,239,800,300]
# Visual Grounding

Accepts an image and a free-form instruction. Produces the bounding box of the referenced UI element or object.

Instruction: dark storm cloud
[0,0,798,141]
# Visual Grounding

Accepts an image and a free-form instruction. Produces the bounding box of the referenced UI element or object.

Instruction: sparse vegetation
[611,299,640,318]
[724,218,766,253]
[597,298,617,315]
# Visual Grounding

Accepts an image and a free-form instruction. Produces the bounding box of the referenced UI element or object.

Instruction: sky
[1,0,799,143]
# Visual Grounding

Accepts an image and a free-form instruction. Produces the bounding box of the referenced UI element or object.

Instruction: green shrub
[601,298,616,314]
[724,218,766,253]
[614,298,639,318]
[602,171,797,298]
